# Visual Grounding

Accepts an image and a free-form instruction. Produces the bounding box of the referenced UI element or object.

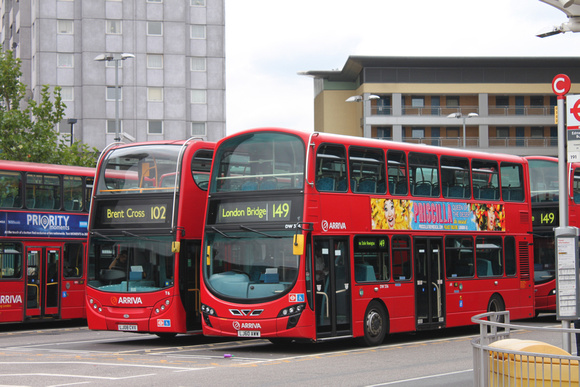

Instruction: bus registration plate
[118,324,138,331]
[238,330,261,337]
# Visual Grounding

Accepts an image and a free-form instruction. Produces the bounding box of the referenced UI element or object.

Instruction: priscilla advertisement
[371,198,504,232]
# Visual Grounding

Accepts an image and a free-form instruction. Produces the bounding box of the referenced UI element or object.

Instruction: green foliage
[0,48,98,167]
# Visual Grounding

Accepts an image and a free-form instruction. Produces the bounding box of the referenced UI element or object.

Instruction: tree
[0,48,98,167]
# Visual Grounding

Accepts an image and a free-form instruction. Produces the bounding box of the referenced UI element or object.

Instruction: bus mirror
[206,246,211,266]
[293,234,304,256]
[172,241,180,253]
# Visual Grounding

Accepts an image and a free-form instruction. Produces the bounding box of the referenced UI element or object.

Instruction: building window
[57,53,74,68]
[191,90,207,104]
[191,57,206,71]
[191,25,206,39]
[412,128,425,138]
[147,0,162,2]
[148,120,163,135]
[106,87,122,101]
[192,122,206,136]
[191,0,205,6]
[496,96,509,107]
[411,96,424,108]
[147,87,163,102]
[446,96,459,107]
[377,127,391,139]
[530,96,544,106]
[60,87,74,101]
[147,54,163,69]
[496,127,509,138]
[106,20,122,34]
[57,20,73,34]
[531,127,544,137]
[107,120,122,134]
[147,21,163,36]
[105,60,123,68]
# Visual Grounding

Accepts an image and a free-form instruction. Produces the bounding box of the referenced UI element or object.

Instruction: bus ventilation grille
[518,241,530,280]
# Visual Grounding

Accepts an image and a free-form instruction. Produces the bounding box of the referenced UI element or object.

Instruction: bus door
[314,237,351,338]
[414,238,445,330]
[25,247,61,318]
[179,241,202,331]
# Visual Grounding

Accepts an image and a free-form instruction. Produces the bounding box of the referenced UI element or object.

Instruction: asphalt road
[0,314,565,387]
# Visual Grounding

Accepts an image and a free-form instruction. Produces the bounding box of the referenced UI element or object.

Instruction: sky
[224,0,580,135]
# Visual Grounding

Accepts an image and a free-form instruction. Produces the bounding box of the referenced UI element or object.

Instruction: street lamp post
[94,53,135,142]
[447,112,479,148]
[67,118,77,146]
[346,94,380,138]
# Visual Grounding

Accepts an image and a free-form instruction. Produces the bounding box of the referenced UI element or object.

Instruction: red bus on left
[0,160,94,324]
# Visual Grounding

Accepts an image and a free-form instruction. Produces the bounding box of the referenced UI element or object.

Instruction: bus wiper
[90,231,112,240]
[121,231,158,242]
[240,225,282,238]
[211,226,240,239]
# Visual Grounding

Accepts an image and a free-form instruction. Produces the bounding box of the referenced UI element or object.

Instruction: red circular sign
[553,74,571,96]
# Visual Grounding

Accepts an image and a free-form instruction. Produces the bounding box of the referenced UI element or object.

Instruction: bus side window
[316,144,347,193]
[387,150,408,195]
[392,236,411,281]
[445,236,474,278]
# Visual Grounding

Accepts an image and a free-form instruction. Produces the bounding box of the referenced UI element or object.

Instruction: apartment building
[0,0,225,150]
[302,56,580,156]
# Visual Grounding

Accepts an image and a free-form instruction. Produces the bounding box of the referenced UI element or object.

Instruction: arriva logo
[232,321,262,330]
[111,296,143,305]
[321,220,347,232]
[0,295,23,304]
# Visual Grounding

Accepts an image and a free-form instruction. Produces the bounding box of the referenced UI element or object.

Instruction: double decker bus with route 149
[526,156,580,315]
[86,139,214,337]
[0,160,94,324]
[200,128,535,345]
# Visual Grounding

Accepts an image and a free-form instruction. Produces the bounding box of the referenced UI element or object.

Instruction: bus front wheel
[487,294,505,325]
[359,301,388,346]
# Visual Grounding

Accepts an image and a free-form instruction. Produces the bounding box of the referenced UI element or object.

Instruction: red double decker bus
[200,128,534,345]
[86,139,214,337]
[526,156,580,315]
[0,160,94,324]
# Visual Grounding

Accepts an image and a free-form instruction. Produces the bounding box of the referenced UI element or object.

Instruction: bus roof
[223,127,528,163]
[0,159,94,175]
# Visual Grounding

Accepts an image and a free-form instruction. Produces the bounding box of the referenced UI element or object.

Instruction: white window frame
[60,86,74,101]
[147,0,162,2]
[57,20,74,34]
[147,21,163,36]
[191,122,206,136]
[190,25,206,39]
[147,87,163,102]
[147,54,163,69]
[191,0,205,6]
[106,20,122,35]
[190,57,206,71]
[106,86,122,101]
[191,90,207,104]
[57,53,74,68]
[148,120,163,135]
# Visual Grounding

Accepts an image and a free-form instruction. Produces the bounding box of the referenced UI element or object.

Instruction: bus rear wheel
[359,301,388,346]
[487,294,505,325]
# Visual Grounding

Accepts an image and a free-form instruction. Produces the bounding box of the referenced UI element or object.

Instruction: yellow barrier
[489,339,579,386]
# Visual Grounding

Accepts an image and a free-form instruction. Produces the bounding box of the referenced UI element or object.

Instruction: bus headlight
[153,298,171,314]
[277,303,305,330]
[549,289,556,296]
[201,303,217,327]
[89,298,103,313]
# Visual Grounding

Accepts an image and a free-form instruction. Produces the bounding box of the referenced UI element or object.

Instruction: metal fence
[472,312,580,386]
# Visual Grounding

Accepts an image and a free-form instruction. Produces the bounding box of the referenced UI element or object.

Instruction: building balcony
[376,136,558,156]
[371,105,554,117]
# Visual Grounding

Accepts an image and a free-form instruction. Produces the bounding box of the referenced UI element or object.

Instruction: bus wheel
[360,301,388,346]
[487,294,505,324]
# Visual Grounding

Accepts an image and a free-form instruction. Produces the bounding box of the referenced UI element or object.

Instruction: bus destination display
[532,207,559,227]
[99,202,168,225]
[217,200,291,223]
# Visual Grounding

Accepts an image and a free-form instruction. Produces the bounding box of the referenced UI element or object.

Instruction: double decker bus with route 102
[86,139,214,337]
